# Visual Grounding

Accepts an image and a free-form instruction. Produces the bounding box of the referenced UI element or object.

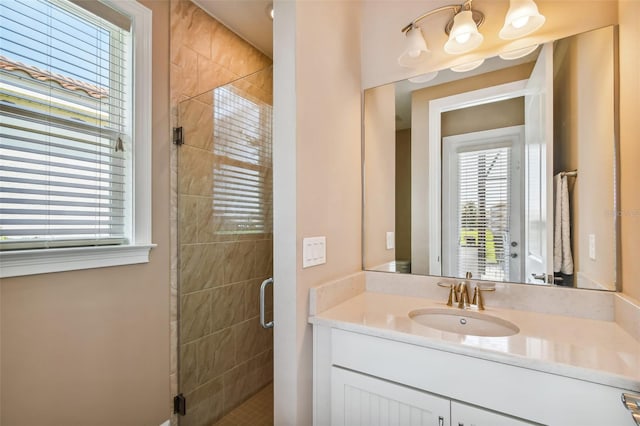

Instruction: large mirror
[363,25,619,291]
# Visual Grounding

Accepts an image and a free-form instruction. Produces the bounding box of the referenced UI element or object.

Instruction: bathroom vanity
[309,274,640,426]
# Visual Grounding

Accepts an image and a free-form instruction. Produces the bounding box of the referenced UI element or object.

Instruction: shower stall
[176,67,274,426]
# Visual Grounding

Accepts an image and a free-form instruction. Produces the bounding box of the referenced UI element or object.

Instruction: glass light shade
[450,58,485,72]
[408,71,439,83]
[398,26,430,67]
[444,11,483,55]
[499,43,539,60]
[499,0,546,40]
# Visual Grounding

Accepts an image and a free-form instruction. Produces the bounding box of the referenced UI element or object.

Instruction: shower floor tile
[213,383,273,426]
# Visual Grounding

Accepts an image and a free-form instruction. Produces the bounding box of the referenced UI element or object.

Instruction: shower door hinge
[173,393,186,416]
[173,127,184,146]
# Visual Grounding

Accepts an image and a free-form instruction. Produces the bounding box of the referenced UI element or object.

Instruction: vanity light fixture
[399,0,484,67]
[499,0,546,40]
[398,26,430,67]
[408,71,439,83]
[399,0,545,68]
[499,43,539,60]
[444,9,484,54]
[450,58,485,72]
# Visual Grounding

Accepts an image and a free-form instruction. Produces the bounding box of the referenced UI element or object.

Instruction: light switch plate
[386,232,395,250]
[303,236,326,268]
[589,234,596,260]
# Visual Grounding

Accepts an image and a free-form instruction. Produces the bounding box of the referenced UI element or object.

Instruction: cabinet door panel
[451,401,538,426]
[332,367,449,426]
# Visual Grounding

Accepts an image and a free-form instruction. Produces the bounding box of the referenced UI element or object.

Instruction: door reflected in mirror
[363,25,619,291]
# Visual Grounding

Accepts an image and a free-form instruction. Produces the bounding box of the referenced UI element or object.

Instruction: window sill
[0,244,156,278]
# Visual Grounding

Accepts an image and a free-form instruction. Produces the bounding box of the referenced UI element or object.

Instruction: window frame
[0,0,154,278]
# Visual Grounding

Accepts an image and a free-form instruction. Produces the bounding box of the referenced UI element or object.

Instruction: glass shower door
[176,67,273,426]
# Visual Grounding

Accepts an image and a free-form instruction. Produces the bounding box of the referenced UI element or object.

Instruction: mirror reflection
[363,25,618,291]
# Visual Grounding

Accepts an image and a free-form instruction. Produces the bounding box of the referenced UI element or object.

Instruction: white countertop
[309,291,640,392]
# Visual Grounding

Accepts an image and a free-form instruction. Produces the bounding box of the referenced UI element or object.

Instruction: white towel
[553,174,574,274]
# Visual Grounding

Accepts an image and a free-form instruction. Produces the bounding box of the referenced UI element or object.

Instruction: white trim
[0,0,154,278]
[0,244,156,278]
[106,0,153,246]
[427,80,528,275]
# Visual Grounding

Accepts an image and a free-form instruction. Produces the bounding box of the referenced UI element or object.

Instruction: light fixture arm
[401,0,482,34]
[401,5,461,33]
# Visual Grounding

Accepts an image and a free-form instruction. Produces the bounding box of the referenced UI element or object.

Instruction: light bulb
[444,10,483,55]
[409,49,421,58]
[512,15,529,29]
[455,33,471,44]
[500,0,546,40]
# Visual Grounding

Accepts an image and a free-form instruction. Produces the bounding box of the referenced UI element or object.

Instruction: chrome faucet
[439,272,495,310]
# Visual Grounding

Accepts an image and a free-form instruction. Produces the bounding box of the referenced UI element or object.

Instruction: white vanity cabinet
[331,367,535,426]
[331,367,450,426]
[313,325,637,426]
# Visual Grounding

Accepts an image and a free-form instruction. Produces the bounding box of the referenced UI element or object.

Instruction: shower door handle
[260,278,274,329]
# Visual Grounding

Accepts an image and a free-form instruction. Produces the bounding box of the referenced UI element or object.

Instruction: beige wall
[553,27,616,290]
[410,63,534,274]
[273,1,362,424]
[441,97,524,137]
[619,0,640,300]
[364,84,396,269]
[396,129,412,262]
[170,1,273,425]
[0,1,171,424]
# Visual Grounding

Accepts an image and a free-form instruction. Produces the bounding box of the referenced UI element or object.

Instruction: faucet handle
[437,282,457,306]
[472,285,495,310]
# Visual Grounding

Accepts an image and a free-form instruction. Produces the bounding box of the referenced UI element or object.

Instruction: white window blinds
[457,146,511,281]
[213,85,273,235]
[0,0,131,250]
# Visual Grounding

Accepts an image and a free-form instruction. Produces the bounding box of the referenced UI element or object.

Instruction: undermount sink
[409,308,520,337]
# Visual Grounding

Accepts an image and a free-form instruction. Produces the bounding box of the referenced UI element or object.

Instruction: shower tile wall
[169,1,273,425]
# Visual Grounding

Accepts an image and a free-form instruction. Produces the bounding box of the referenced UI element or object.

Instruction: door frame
[427,80,529,275]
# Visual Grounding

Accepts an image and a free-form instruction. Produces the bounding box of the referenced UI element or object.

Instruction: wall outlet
[303,236,326,268]
[386,232,395,250]
[588,234,596,260]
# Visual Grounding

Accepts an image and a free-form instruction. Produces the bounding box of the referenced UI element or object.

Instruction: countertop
[309,291,640,392]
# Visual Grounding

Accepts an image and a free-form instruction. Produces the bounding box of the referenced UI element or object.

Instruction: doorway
[442,126,524,282]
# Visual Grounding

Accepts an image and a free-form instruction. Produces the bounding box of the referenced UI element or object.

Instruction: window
[0,0,152,278]
[455,146,511,281]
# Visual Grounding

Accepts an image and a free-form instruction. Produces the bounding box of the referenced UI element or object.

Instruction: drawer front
[451,401,537,426]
